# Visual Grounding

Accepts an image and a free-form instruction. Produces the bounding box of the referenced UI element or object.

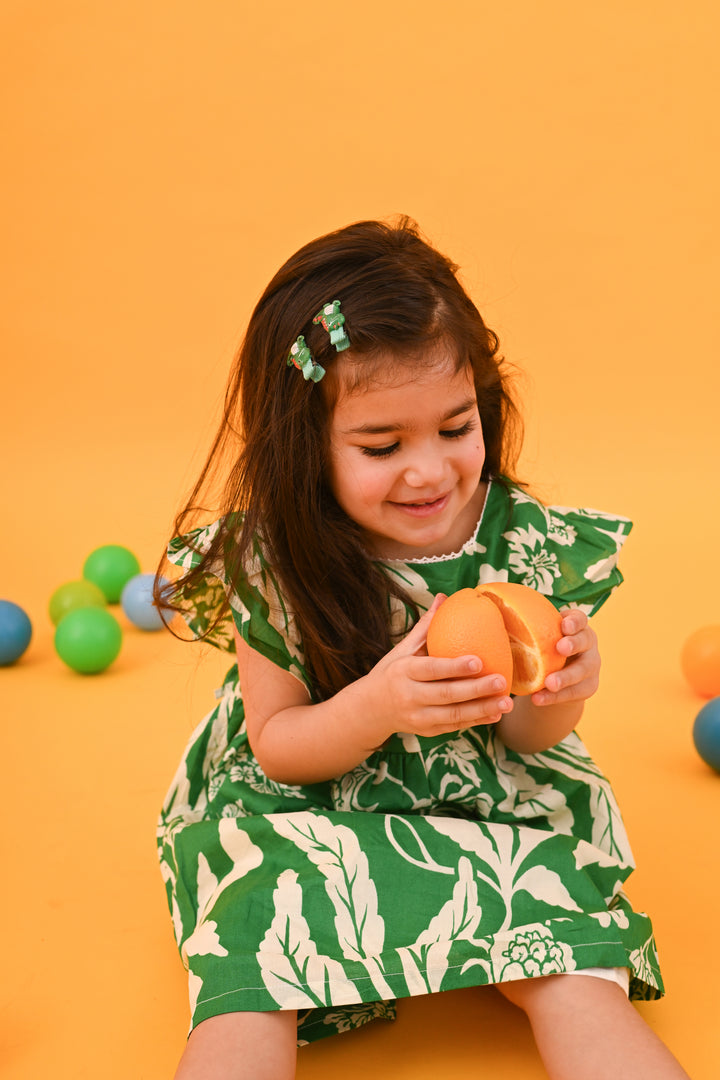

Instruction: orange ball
[680,626,720,698]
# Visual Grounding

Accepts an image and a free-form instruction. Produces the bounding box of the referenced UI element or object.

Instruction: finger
[559,608,588,636]
[414,653,483,679]
[393,595,446,657]
[420,673,510,705]
[534,657,600,702]
[418,694,514,733]
[531,679,596,707]
[556,626,596,658]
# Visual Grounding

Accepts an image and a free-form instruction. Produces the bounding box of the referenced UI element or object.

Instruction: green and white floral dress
[158,478,663,1045]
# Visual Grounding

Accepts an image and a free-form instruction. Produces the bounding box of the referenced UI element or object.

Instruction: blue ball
[692,697,720,772]
[120,573,167,631]
[0,599,33,665]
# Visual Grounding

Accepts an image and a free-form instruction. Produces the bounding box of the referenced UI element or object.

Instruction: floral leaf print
[330,762,381,813]
[384,815,457,876]
[246,550,305,671]
[321,1001,396,1034]
[397,857,486,993]
[581,523,628,583]
[532,736,633,866]
[584,552,621,584]
[492,743,574,834]
[425,818,562,930]
[194,852,220,927]
[215,818,265,897]
[425,734,485,788]
[181,821,264,966]
[268,813,393,999]
[587,784,632,864]
[477,565,510,586]
[589,905,630,930]
[628,935,662,989]
[503,524,562,593]
[158,855,186,949]
[513,866,582,914]
[183,919,227,960]
[547,515,577,547]
[424,736,495,815]
[381,563,435,640]
[333,759,431,814]
[258,869,362,1009]
[573,839,626,873]
[227,759,307,801]
[488,923,576,981]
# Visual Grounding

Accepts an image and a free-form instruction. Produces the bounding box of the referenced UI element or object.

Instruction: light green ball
[83,544,141,603]
[48,579,107,626]
[54,607,123,674]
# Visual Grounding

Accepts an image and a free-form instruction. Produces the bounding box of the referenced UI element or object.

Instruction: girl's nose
[404,451,447,488]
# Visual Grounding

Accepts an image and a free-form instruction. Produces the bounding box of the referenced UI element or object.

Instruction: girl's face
[328,353,487,560]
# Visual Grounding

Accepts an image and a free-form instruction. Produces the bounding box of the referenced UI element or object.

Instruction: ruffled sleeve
[166,521,308,687]
[483,485,633,616]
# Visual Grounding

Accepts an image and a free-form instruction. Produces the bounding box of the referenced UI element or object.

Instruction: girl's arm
[235,596,513,785]
[495,609,601,754]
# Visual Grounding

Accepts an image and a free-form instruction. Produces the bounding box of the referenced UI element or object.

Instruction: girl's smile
[328,356,487,560]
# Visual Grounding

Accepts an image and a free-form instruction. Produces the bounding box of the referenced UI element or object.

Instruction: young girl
[157,218,689,1079]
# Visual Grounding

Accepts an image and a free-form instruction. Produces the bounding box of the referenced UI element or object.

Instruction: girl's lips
[390,494,450,517]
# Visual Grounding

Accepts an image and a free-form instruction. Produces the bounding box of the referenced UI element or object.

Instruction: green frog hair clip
[287,335,325,383]
[286,300,351,383]
[313,300,350,352]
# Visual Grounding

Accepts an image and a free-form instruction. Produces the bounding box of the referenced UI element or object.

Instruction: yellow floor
[2,3,719,1076]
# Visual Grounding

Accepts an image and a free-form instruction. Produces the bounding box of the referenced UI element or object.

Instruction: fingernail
[493,678,505,691]
[498,697,512,711]
[468,659,481,673]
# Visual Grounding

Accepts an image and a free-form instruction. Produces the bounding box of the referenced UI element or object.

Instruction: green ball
[54,607,123,674]
[83,544,141,603]
[48,579,107,625]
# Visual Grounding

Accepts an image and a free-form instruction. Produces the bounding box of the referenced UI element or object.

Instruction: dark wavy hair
[157,217,524,700]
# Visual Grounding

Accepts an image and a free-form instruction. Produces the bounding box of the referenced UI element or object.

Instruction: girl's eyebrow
[344,397,477,436]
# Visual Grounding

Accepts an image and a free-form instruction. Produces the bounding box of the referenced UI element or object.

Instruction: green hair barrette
[313,300,351,352]
[286,300,351,383]
[287,335,325,383]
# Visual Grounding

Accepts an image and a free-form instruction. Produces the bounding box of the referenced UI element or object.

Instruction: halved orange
[426,587,514,690]
[427,582,565,695]
[477,582,565,694]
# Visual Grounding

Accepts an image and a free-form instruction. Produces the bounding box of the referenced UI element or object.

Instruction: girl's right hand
[362,596,514,740]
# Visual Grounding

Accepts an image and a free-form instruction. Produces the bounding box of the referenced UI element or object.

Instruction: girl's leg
[173,1010,298,1080]
[497,975,690,1080]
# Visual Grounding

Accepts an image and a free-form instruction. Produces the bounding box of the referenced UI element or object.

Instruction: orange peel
[427,582,565,696]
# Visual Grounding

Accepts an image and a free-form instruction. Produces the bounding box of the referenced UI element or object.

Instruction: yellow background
[2,2,719,1076]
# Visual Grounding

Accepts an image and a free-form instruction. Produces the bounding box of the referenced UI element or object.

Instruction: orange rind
[427,581,565,696]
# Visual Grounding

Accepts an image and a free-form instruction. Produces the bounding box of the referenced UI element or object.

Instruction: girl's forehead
[329,359,477,428]
[328,345,471,403]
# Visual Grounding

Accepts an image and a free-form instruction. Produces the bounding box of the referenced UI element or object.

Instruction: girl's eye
[360,420,476,459]
[360,442,400,459]
[440,419,476,440]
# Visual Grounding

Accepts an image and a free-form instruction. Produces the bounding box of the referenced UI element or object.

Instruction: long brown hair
[157,217,523,700]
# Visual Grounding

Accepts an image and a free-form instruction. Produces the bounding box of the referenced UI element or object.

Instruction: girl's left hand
[531,609,601,707]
